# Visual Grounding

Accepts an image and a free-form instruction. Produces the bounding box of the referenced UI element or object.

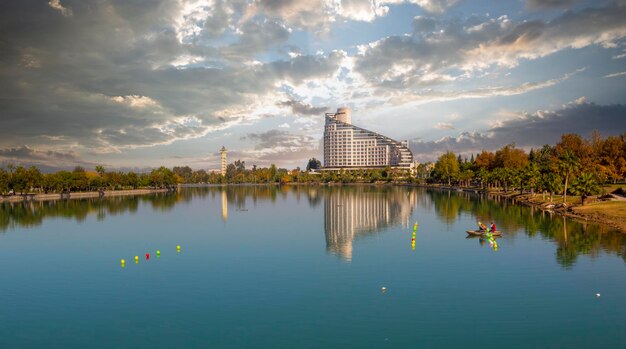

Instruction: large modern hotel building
[323,108,414,170]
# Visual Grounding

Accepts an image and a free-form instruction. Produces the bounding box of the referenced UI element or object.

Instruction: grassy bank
[484,185,626,233]
[0,188,173,203]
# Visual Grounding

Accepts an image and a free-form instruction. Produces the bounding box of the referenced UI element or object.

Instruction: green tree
[0,168,8,194]
[306,158,322,171]
[522,162,541,195]
[570,172,600,206]
[173,166,193,183]
[434,151,460,186]
[26,166,43,192]
[95,165,105,176]
[269,164,278,182]
[541,172,562,202]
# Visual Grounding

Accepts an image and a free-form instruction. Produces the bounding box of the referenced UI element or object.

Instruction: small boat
[466,230,502,237]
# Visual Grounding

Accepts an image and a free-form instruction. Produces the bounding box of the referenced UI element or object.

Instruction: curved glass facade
[323,109,413,169]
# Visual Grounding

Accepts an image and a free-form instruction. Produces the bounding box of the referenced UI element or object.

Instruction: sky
[0,0,625,172]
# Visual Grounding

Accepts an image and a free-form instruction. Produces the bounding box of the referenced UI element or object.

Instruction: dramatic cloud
[355,4,626,90]
[389,69,582,105]
[0,1,623,169]
[277,99,328,115]
[410,101,626,161]
[0,0,344,153]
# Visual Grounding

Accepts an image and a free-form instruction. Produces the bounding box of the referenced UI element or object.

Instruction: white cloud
[604,71,626,78]
[355,4,626,90]
[110,95,160,109]
[435,122,454,129]
[48,0,73,17]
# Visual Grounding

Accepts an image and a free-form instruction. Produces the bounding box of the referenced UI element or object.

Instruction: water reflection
[1,186,624,268]
[426,189,626,267]
[323,186,416,261]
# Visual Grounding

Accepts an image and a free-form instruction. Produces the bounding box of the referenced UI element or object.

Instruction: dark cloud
[525,0,577,10]
[0,145,98,171]
[244,129,316,150]
[0,0,343,152]
[410,102,626,161]
[220,19,291,59]
[277,100,328,116]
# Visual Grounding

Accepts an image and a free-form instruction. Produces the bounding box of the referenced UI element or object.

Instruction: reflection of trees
[3,186,625,269]
[0,192,175,232]
[426,188,626,268]
[0,185,321,232]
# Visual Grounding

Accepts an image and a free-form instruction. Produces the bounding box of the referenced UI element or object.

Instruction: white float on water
[596,293,601,297]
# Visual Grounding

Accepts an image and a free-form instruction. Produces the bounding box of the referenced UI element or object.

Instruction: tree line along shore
[1,132,625,230]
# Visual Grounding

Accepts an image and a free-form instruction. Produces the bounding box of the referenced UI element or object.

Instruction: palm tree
[558,151,580,204]
[542,172,562,202]
[570,172,600,205]
[95,165,105,176]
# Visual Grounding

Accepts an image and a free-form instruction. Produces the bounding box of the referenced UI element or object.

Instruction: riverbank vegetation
[1,132,623,203]
[428,132,625,205]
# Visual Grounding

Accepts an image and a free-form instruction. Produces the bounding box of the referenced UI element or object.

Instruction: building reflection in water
[324,187,417,261]
[221,189,228,223]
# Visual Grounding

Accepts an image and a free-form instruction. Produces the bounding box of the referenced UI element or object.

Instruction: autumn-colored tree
[495,144,529,170]
[595,135,625,183]
[555,133,592,168]
[493,144,528,192]
[475,150,496,170]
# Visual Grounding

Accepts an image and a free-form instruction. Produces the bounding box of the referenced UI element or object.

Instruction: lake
[1,186,625,348]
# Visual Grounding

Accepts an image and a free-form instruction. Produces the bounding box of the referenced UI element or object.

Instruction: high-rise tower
[220,146,227,176]
[323,108,413,169]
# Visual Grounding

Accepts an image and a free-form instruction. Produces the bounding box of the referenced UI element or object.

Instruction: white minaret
[220,146,227,176]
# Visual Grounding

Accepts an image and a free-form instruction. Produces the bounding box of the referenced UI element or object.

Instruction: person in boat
[478,222,487,232]
[490,222,497,232]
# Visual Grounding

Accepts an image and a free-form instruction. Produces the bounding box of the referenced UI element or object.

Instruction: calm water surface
[1,186,625,348]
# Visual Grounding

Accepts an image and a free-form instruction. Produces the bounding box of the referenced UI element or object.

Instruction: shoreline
[0,188,173,203]
[2,182,624,233]
[411,184,626,233]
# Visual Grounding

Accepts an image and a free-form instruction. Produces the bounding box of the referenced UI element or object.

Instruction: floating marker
[156,250,161,256]
[381,286,387,293]
[134,255,139,263]
[596,293,601,297]
[121,259,125,264]
[177,245,181,251]
[146,253,150,260]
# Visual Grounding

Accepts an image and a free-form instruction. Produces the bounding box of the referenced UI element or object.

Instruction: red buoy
[146,253,150,260]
